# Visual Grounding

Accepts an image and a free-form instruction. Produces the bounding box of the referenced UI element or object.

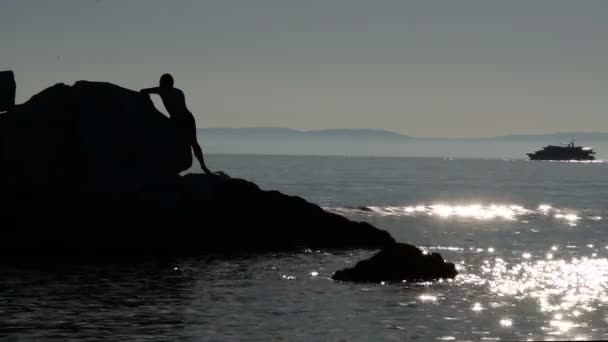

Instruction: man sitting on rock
[141,73,213,174]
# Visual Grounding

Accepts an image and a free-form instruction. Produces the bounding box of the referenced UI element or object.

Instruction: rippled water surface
[3,155,608,341]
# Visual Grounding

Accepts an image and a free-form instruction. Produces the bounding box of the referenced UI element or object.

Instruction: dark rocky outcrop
[0,71,16,112]
[0,78,459,284]
[0,80,395,255]
[0,80,191,195]
[332,243,458,282]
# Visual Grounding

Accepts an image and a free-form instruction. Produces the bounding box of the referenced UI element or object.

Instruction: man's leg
[191,136,212,174]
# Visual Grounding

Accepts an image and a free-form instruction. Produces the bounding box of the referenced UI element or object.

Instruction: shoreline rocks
[0,70,15,113]
[0,80,394,255]
[332,243,458,282]
[0,76,458,285]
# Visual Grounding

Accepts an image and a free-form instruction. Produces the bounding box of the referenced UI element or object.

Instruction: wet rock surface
[332,243,458,282]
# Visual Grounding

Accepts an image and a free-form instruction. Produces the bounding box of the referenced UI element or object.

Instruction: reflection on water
[203,155,608,340]
[419,294,438,302]
[327,203,595,226]
[3,246,608,341]
[499,318,512,327]
[5,155,608,340]
[457,246,608,337]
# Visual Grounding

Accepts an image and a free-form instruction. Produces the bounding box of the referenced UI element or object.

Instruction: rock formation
[0,80,393,255]
[0,77,457,284]
[0,70,16,112]
[0,81,191,195]
[332,243,458,282]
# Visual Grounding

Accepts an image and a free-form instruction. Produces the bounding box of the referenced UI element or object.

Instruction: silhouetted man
[140,74,213,174]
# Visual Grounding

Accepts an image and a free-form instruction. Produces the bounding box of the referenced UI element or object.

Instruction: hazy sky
[2,0,608,137]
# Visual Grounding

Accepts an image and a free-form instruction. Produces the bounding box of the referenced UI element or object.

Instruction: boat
[527,140,596,161]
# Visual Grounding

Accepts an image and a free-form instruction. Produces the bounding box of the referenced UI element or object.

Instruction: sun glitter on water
[327,203,595,227]
[458,247,608,336]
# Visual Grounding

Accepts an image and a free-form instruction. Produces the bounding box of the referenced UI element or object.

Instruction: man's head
[159,73,174,89]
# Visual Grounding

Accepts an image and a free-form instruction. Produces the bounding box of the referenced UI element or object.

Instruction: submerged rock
[0,80,395,255]
[332,243,458,282]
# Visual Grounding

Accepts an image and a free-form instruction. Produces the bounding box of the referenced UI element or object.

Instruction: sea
[2,154,608,341]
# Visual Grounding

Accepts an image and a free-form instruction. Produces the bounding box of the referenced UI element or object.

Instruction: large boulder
[0,70,16,112]
[0,80,396,255]
[0,172,395,255]
[332,243,458,282]
[0,81,191,194]
[178,174,395,251]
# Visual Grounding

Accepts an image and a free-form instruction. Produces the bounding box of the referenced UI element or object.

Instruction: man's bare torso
[158,88,190,119]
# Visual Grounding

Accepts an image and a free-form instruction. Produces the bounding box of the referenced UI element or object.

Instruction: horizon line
[196,126,608,140]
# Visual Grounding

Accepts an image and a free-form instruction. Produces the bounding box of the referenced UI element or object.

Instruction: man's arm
[140,87,160,95]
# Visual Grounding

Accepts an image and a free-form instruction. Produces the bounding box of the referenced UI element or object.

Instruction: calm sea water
[3,155,608,341]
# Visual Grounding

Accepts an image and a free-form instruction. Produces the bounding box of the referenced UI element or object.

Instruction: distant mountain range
[199,127,408,140]
[198,127,608,142]
[196,128,608,158]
